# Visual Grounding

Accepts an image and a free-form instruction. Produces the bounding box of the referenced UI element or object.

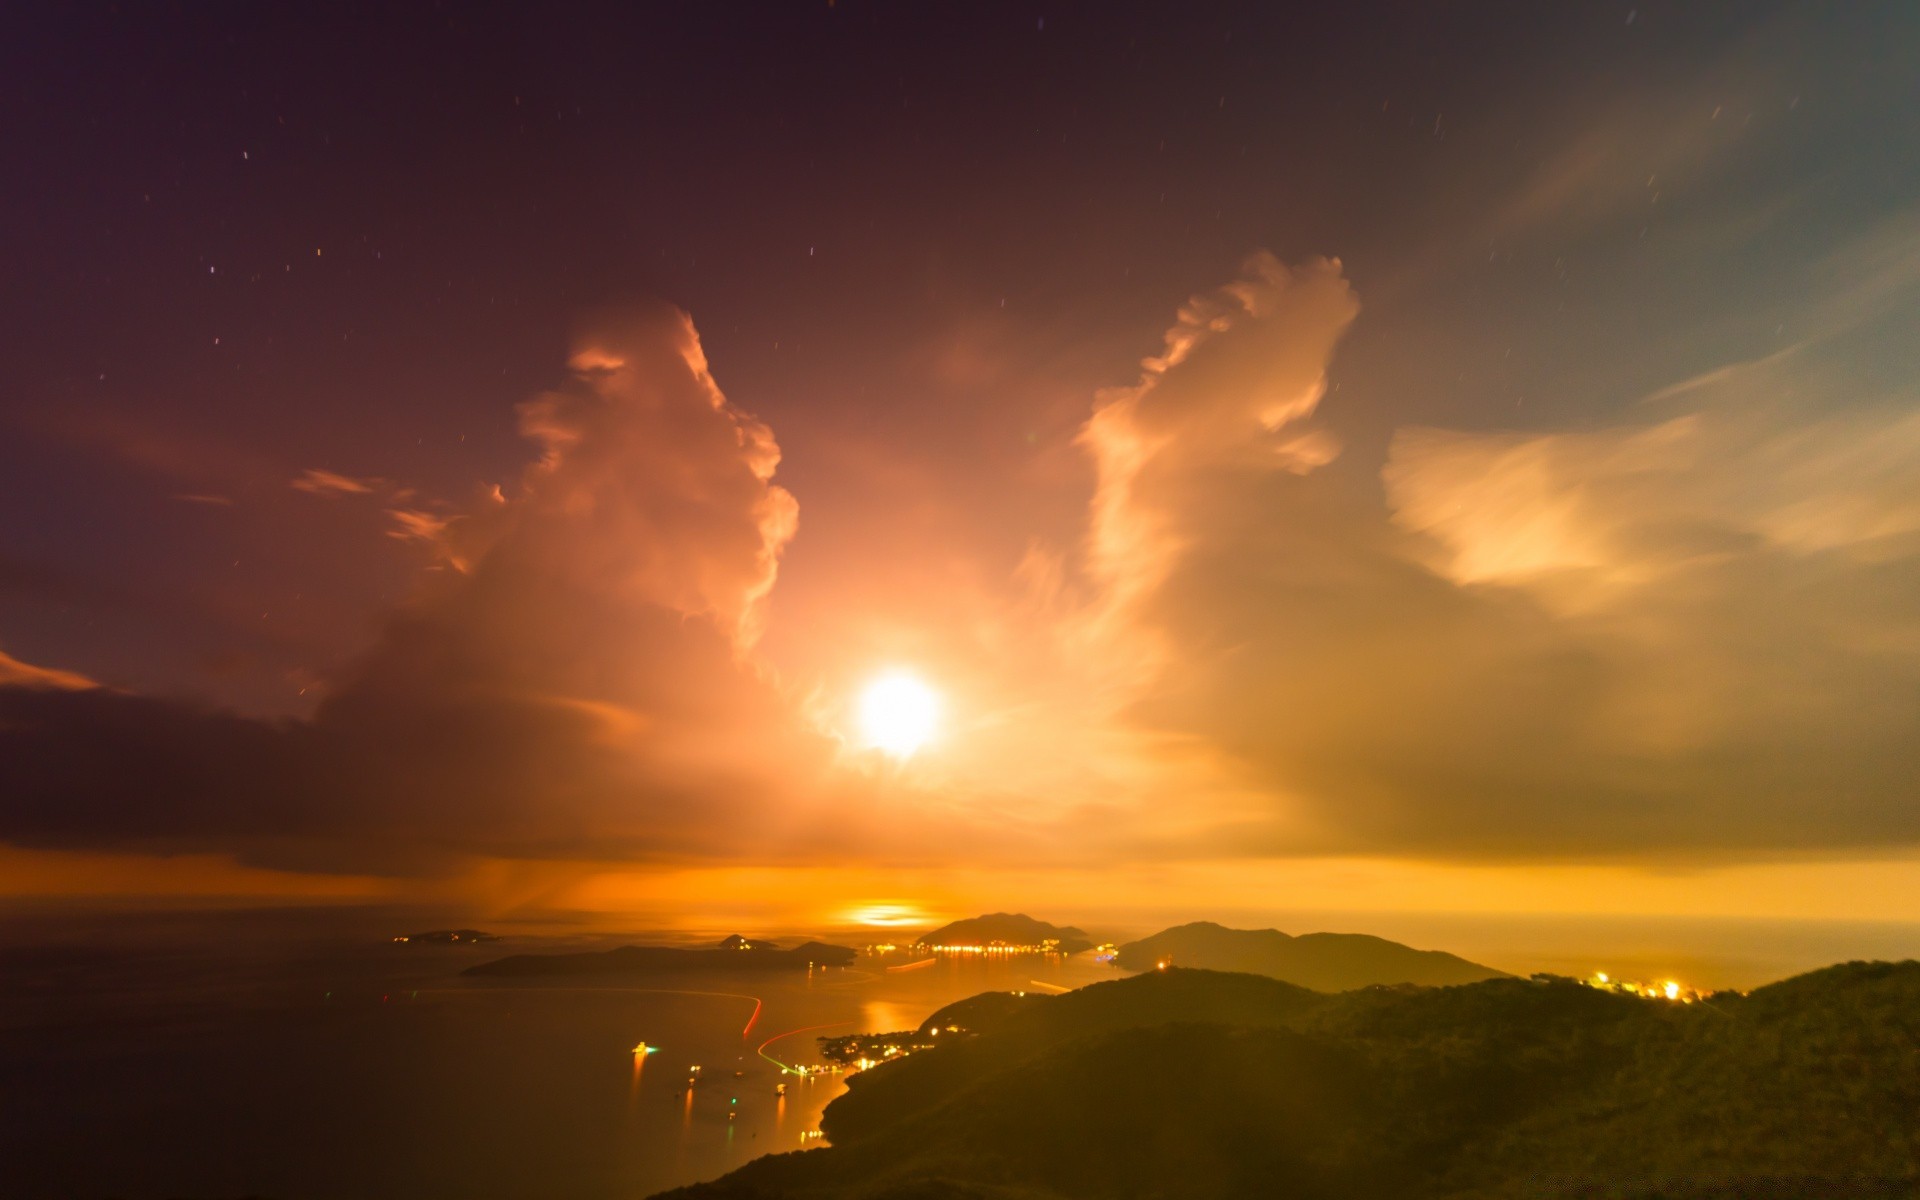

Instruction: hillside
[1114,921,1506,990]
[915,913,1094,955]
[656,960,1920,1200]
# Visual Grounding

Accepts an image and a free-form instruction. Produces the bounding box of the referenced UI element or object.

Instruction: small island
[391,929,499,945]
[913,912,1094,955]
[464,934,857,977]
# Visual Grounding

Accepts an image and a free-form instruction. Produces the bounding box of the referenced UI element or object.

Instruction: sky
[4,2,1920,936]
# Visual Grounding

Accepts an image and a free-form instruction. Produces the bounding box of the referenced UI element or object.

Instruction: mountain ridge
[1114,920,1507,990]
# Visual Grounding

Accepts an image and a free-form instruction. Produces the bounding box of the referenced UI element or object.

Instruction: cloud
[0,647,96,691]
[384,507,453,548]
[291,468,381,496]
[1375,356,1920,850]
[292,465,473,562]
[9,264,1920,878]
[1387,391,1920,598]
[1073,256,1920,859]
[1078,252,1358,688]
[0,305,835,872]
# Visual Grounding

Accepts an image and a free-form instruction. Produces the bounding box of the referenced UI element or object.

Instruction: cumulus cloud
[1079,253,1358,690]
[1074,256,1920,858]
[0,306,837,871]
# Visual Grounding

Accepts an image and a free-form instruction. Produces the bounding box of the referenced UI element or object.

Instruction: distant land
[657,960,1920,1199]
[914,913,1093,954]
[465,935,856,977]
[1115,920,1506,990]
[390,928,499,945]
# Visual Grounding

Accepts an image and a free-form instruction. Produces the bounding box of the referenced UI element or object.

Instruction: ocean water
[0,908,1110,1200]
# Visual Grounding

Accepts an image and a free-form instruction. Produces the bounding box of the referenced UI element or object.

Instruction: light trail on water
[756,1021,853,1074]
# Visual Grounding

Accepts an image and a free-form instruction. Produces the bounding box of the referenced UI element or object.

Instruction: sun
[858,671,941,759]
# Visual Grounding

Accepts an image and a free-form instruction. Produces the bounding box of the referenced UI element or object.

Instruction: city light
[1582,972,1714,1003]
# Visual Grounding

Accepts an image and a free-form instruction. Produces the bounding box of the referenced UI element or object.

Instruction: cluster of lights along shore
[863,938,1070,954]
[1581,971,1716,1003]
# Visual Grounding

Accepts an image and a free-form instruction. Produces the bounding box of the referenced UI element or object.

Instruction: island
[912,912,1094,955]
[1113,920,1507,990]
[464,934,857,977]
[390,929,499,945]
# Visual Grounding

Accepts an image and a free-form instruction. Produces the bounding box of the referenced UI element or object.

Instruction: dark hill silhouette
[826,969,1325,1149]
[655,960,1920,1200]
[1114,920,1506,990]
[915,913,1092,954]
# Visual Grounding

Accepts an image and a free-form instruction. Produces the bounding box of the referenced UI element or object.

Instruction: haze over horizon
[5,2,1920,968]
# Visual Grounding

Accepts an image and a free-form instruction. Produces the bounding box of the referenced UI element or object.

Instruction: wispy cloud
[0,647,97,691]
[383,508,451,545]
[290,468,380,496]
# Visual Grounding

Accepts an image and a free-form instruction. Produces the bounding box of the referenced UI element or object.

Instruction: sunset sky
[4,3,1919,934]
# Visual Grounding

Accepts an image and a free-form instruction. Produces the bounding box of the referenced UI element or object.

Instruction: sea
[0,906,1112,1200]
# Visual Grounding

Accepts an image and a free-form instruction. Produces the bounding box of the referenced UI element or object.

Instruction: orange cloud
[291,467,380,495]
[8,262,1920,894]
[1056,260,1920,860]
[0,647,97,691]
[384,507,453,546]
[0,306,835,873]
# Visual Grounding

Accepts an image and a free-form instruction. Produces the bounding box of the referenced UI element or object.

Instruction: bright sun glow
[858,671,941,759]
[846,903,926,928]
